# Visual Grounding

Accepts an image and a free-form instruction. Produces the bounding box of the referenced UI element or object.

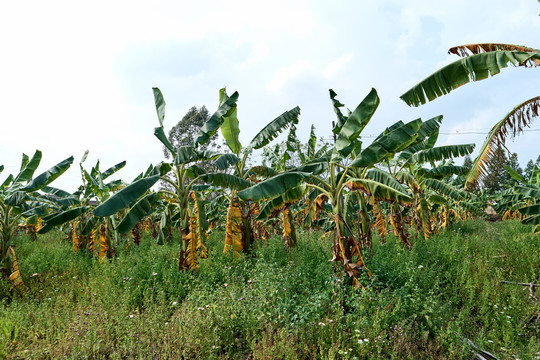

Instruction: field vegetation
[1,220,538,359]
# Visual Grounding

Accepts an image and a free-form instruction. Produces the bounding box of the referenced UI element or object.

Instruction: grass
[0,219,538,359]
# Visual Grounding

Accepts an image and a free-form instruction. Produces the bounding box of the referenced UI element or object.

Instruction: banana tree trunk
[332,214,370,287]
[371,200,387,244]
[224,195,255,256]
[178,226,189,271]
[282,208,297,248]
[357,194,372,249]
[390,202,412,248]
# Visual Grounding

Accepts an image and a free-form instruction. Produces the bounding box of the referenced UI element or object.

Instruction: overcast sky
[1,0,539,192]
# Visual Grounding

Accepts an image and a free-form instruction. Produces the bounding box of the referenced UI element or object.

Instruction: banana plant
[498,165,540,233]
[238,89,421,286]
[0,151,73,283]
[401,43,539,107]
[195,88,302,255]
[386,115,476,239]
[399,43,539,191]
[36,151,127,260]
[255,124,320,246]
[85,88,247,270]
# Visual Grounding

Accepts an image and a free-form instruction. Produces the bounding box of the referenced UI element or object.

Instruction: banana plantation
[1,43,539,359]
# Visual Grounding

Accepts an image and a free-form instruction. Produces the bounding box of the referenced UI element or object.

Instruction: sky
[1,0,539,192]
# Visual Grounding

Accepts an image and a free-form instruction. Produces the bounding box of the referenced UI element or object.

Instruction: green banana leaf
[351,119,422,168]
[194,91,239,147]
[80,150,89,165]
[248,107,301,150]
[366,168,410,196]
[219,88,242,155]
[395,170,422,193]
[157,162,172,177]
[1,174,14,190]
[93,175,160,217]
[412,144,475,164]
[21,204,50,217]
[38,206,91,234]
[257,184,306,220]
[518,203,540,216]
[191,184,221,192]
[399,115,442,158]
[329,89,348,134]
[514,186,540,198]
[505,165,527,183]
[152,87,166,127]
[117,192,159,233]
[4,191,27,206]
[101,161,126,180]
[214,154,240,170]
[331,88,380,162]
[428,194,447,205]
[199,173,251,190]
[345,178,413,203]
[185,165,207,179]
[307,124,317,159]
[401,50,540,106]
[22,156,74,192]
[174,146,196,164]
[154,126,176,155]
[41,186,72,198]
[196,149,223,161]
[247,165,278,178]
[423,178,464,201]
[427,165,468,177]
[13,150,42,184]
[19,153,30,171]
[372,121,405,143]
[417,115,443,143]
[286,124,298,153]
[238,172,310,201]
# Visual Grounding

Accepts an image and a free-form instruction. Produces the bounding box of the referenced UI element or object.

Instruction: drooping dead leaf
[99,224,109,261]
[7,247,25,291]
[282,208,296,248]
[390,203,412,248]
[371,200,387,243]
[224,196,244,257]
[72,221,80,252]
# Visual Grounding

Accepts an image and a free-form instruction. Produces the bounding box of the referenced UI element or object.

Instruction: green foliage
[483,149,525,194]
[524,155,540,182]
[401,49,540,106]
[1,220,538,358]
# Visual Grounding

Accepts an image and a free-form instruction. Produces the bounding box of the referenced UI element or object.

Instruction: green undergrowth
[0,220,538,359]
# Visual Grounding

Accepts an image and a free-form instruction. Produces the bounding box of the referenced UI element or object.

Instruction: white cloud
[267,60,311,92]
[1,0,539,192]
[323,54,353,79]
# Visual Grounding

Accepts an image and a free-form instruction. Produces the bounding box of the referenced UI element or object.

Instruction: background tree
[483,146,508,194]
[524,155,540,181]
[163,106,224,159]
[483,149,525,194]
[161,106,226,190]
